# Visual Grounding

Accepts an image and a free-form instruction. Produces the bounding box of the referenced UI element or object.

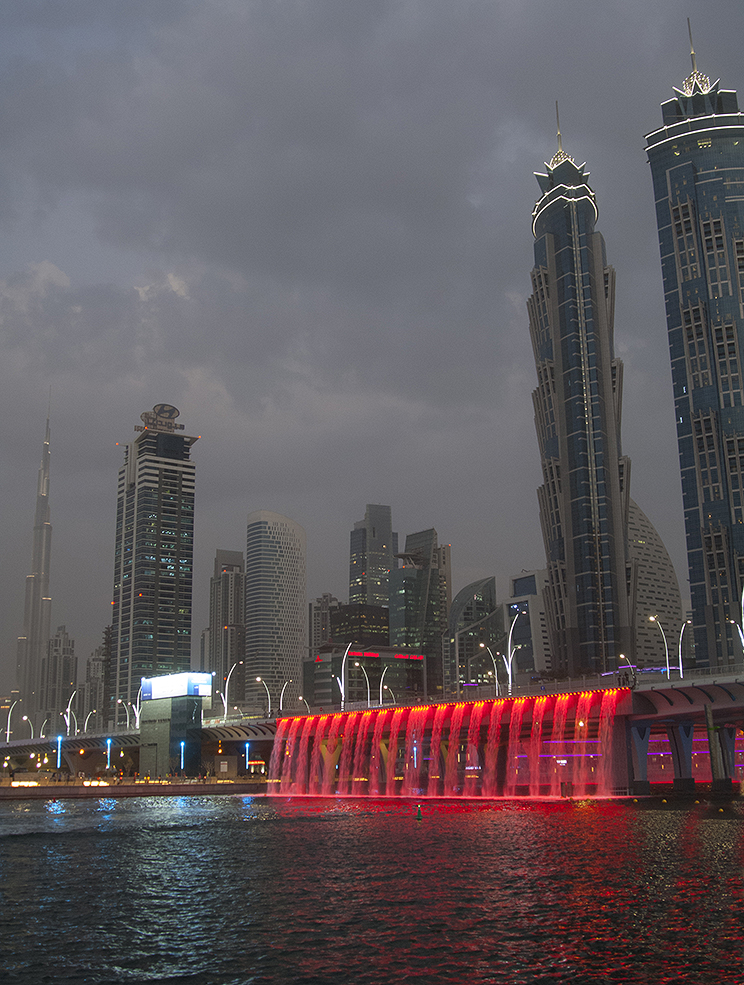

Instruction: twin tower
[531,48,744,675]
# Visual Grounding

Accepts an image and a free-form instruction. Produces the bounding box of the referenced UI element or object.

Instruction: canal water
[1,795,742,984]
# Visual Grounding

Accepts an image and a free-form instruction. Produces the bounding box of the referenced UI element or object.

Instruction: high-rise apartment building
[528,131,633,675]
[110,404,198,719]
[349,505,397,606]
[16,413,52,723]
[206,550,245,706]
[245,511,306,714]
[646,43,744,669]
[308,593,341,652]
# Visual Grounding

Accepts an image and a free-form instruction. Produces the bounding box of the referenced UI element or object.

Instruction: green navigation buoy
[416,804,423,820]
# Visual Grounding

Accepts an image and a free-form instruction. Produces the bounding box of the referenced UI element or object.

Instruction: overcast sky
[2,0,743,690]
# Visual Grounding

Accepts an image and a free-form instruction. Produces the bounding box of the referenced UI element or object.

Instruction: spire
[548,101,574,169]
[680,19,712,96]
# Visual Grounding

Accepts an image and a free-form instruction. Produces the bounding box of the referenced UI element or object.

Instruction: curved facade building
[528,139,632,675]
[245,511,307,714]
[646,49,744,669]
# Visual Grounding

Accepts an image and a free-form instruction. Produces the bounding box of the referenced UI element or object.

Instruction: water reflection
[0,796,742,984]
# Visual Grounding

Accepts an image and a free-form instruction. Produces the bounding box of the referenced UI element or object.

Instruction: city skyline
[2,6,743,688]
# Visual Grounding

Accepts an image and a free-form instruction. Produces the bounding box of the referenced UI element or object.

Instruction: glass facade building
[646,54,744,669]
[245,511,307,714]
[528,142,632,675]
[111,405,197,721]
[348,504,397,606]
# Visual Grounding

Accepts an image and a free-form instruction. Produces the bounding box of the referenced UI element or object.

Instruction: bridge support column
[666,722,695,793]
[704,704,735,795]
[629,725,651,795]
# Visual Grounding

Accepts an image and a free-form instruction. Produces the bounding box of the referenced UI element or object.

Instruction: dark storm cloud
[1,0,741,683]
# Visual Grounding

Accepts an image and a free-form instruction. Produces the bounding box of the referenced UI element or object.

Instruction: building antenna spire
[556,101,563,153]
[687,17,697,73]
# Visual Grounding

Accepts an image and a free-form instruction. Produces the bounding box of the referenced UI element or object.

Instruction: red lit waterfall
[268,689,624,799]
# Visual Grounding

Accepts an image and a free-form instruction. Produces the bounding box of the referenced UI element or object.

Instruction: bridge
[2,670,742,795]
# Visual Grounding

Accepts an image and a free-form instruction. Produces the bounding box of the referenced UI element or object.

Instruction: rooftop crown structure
[645,32,744,669]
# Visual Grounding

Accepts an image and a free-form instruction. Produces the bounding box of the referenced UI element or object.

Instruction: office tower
[445,576,501,695]
[627,500,684,668]
[245,511,306,714]
[646,41,744,668]
[330,603,389,647]
[389,529,451,695]
[38,625,77,731]
[16,413,52,723]
[349,505,397,606]
[528,128,633,675]
[207,550,245,707]
[309,593,342,652]
[110,404,198,720]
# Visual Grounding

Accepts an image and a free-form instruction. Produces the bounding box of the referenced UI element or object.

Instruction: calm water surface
[0,795,742,984]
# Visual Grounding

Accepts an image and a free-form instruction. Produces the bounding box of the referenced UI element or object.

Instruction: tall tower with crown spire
[646,33,744,670]
[528,123,633,675]
[16,413,53,721]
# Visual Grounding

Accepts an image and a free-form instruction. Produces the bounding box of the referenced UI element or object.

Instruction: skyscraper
[16,413,52,723]
[245,511,306,714]
[528,127,633,675]
[206,550,245,707]
[646,39,744,669]
[389,528,451,695]
[110,404,198,720]
[348,505,397,606]
[38,625,77,730]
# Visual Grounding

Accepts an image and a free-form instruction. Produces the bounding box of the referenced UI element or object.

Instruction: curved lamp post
[117,698,130,730]
[649,615,670,677]
[297,695,310,713]
[479,643,501,696]
[383,684,396,706]
[279,679,293,713]
[63,690,78,736]
[256,677,271,717]
[379,665,390,706]
[354,661,371,708]
[84,710,96,732]
[22,715,34,739]
[678,620,691,678]
[505,608,523,695]
[334,643,355,711]
[222,661,243,720]
[5,700,17,742]
[40,718,48,738]
[132,686,143,729]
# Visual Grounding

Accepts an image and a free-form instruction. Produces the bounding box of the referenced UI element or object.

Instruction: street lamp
[379,665,390,706]
[505,608,524,695]
[334,643,355,711]
[132,686,143,729]
[84,710,97,732]
[279,679,293,713]
[117,698,131,729]
[221,661,243,720]
[5,700,17,742]
[649,615,670,677]
[63,690,78,736]
[22,715,34,739]
[678,620,691,678]
[618,652,636,687]
[354,662,371,708]
[383,684,397,706]
[256,677,272,717]
[297,695,310,713]
[479,643,501,696]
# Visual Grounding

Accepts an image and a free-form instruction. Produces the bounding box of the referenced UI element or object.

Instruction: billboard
[141,672,213,701]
